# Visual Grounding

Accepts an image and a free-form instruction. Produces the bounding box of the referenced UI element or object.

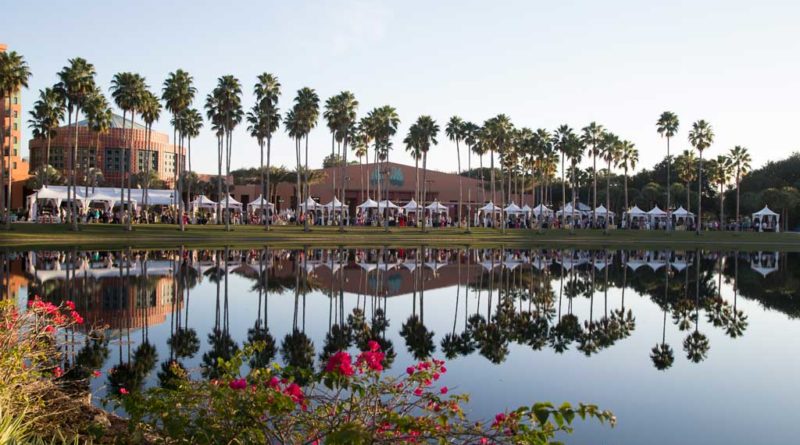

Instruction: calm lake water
[4,247,800,444]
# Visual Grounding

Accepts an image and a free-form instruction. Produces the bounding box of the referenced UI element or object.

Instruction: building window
[12,162,16,170]
[12,97,18,104]
[164,152,176,175]
[104,148,128,173]
[12,111,17,118]
[50,147,65,169]
[137,150,158,172]
[13,123,17,131]
[78,148,96,169]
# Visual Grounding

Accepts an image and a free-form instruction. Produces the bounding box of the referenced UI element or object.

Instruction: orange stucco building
[1,43,30,210]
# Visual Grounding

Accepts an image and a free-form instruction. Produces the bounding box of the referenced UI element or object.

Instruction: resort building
[28,114,186,191]
[227,161,526,219]
[1,43,31,210]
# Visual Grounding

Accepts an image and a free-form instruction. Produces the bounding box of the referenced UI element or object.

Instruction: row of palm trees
[3,52,755,233]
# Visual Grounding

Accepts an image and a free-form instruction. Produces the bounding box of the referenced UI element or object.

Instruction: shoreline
[2,223,799,251]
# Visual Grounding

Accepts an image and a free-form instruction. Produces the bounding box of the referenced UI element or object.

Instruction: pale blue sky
[7,0,800,174]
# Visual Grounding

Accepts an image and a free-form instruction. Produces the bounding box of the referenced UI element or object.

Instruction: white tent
[378,200,399,209]
[403,199,422,212]
[299,197,320,211]
[426,200,448,213]
[648,206,667,217]
[531,204,553,216]
[627,206,647,216]
[594,205,614,223]
[82,190,119,212]
[191,195,217,209]
[556,203,589,217]
[753,206,780,232]
[751,251,778,277]
[479,202,502,213]
[504,202,523,214]
[247,195,274,210]
[357,198,378,209]
[323,197,347,211]
[521,204,533,215]
[220,194,242,209]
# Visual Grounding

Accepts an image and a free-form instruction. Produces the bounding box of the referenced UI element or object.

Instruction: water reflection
[5,248,798,381]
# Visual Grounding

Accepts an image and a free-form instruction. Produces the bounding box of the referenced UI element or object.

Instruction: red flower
[229,378,247,390]
[44,325,55,334]
[440,386,448,394]
[119,388,129,395]
[65,300,76,311]
[406,366,415,375]
[92,370,102,378]
[356,350,385,372]
[70,311,84,325]
[284,383,304,404]
[268,376,281,389]
[53,366,63,378]
[413,387,423,396]
[325,351,354,377]
[367,340,381,352]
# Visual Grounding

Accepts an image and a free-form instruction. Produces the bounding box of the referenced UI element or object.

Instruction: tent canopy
[299,197,320,211]
[594,205,614,215]
[378,200,399,209]
[626,205,647,216]
[426,200,448,212]
[672,206,694,217]
[479,202,502,213]
[247,195,274,209]
[403,199,421,211]
[648,206,667,216]
[191,195,217,209]
[504,202,523,214]
[357,198,378,209]
[323,197,347,211]
[532,204,553,216]
[753,205,779,217]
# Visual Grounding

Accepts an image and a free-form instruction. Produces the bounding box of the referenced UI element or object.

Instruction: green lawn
[1,222,799,251]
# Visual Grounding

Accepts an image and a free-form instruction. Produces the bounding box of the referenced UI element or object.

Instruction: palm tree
[284,108,303,222]
[180,108,203,215]
[323,95,342,201]
[109,72,146,231]
[728,146,751,231]
[204,92,225,223]
[688,120,715,234]
[446,116,466,229]
[213,75,243,231]
[28,87,65,188]
[363,106,400,232]
[331,91,358,232]
[581,122,605,225]
[565,133,584,230]
[675,150,697,213]
[616,140,638,212]
[292,87,320,232]
[139,91,161,215]
[483,115,513,232]
[656,112,680,228]
[56,58,96,231]
[0,50,31,228]
[554,125,574,225]
[471,125,488,206]
[162,69,196,231]
[82,90,112,199]
[351,125,368,202]
[247,73,282,231]
[600,132,620,233]
[409,116,438,232]
[708,155,733,229]
[403,126,423,225]
[463,121,479,230]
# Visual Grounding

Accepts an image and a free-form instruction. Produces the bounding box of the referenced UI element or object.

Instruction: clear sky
[6,0,800,175]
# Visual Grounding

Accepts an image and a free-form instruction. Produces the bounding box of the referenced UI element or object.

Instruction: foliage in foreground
[114,341,615,444]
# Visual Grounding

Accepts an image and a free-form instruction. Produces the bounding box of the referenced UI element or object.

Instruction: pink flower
[119,388,129,395]
[53,366,63,378]
[440,386,448,394]
[70,311,84,325]
[356,350,385,372]
[284,383,304,404]
[413,387,423,396]
[406,366,415,375]
[229,378,247,390]
[433,372,440,381]
[325,351,355,377]
[65,300,76,311]
[44,325,55,334]
[92,370,102,378]
[367,340,381,352]
[268,376,281,389]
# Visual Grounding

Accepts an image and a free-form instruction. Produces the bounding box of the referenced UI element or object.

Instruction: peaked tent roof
[504,202,523,213]
[479,202,502,212]
[426,200,448,212]
[357,198,378,209]
[753,205,779,217]
[247,195,274,209]
[403,199,421,211]
[627,205,647,216]
[648,206,667,216]
[672,206,694,216]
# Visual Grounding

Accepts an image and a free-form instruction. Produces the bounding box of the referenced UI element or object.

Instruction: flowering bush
[0,297,108,442]
[117,341,615,444]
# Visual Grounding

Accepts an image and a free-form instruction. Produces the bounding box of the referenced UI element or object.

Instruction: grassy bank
[2,223,799,251]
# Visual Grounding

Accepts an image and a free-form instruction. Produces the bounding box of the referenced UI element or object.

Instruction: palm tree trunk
[259,139,265,227]
[225,129,231,232]
[126,110,135,232]
[0,94,6,228]
[467,146,472,232]
[339,131,348,232]
[303,134,310,232]
[561,155,566,226]
[697,152,703,235]
[624,168,629,213]
[295,137,301,226]
[265,136,271,231]
[666,136,671,230]
[490,150,497,229]
[592,150,597,226]
[735,173,741,231]
[72,105,82,232]
[719,184,724,231]
[456,139,462,229]
[216,134,222,224]
[422,152,428,232]
[605,158,611,234]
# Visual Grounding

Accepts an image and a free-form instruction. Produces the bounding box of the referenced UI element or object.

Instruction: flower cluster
[324,351,355,376]
[26,296,85,331]
[355,340,385,372]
